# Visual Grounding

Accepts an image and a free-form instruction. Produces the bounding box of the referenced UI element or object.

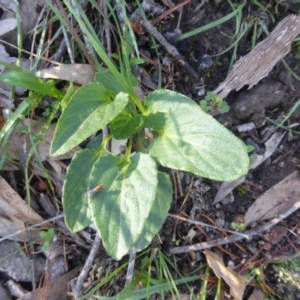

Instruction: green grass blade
[178,1,246,41]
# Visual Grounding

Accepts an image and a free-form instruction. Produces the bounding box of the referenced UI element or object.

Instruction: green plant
[42,100,59,117]
[272,255,300,290]
[39,228,55,250]
[200,91,230,114]
[230,222,246,231]
[0,0,249,261]
[0,69,249,261]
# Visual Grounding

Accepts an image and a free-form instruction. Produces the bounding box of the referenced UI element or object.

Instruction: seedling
[200,91,230,114]
[40,228,55,251]
[231,222,246,231]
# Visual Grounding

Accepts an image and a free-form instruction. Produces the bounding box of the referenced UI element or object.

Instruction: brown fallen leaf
[0,216,41,242]
[204,250,245,300]
[213,131,285,204]
[244,171,300,226]
[0,176,44,225]
[248,287,265,300]
[2,119,80,162]
[139,66,158,90]
[36,63,95,85]
[17,266,80,300]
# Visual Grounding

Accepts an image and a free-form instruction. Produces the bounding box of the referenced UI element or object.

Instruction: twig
[54,0,97,73]
[102,0,111,58]
[73,232,102,300]
[39,194,86,245]
[141,19,199,79]
[152,0,191,26]
[172,200,300,254]
[176,170,183,197]
[125,249,137,285]
[62,26,75,63]
[168,213,249,238]
[0,214,64,243]
[178,176,194,211]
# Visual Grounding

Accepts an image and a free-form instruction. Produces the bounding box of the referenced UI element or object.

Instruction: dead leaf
[244,171,300,226]
[0,176,44,225]
[2,120,80,162]
[248,288,265,300]
[17,266,80,300]
[139,66,158,90]
[36,64,95,85]
[0,0,43,56]
[0,216,40,242]
[204,250,245,300]
[0,18,17,36]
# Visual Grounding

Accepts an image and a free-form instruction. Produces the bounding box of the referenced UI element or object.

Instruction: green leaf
[129,58,145,65]
[117,278,140,300]
[110,109,144,139]
[145,90,249,181]
[204,91,214,101]
[62,149,101,232]
[88,151,158,260]
[94,70,125,97]
[246,145,254,153]
[50,85,129,156]
[133,171,172,251]
[85,133,103,150]
[218,101,230,114]
[0,71,64,98]
[40,231,48,239]
[143,112,166,129]
[199,100,211,112]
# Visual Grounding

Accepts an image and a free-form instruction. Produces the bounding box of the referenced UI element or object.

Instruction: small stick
[125,249,137,285]
[172,200,300,254]
[141,20,199,79]
[0,214,64,243]
[152,0,191,26]
[176,171,183,197]
[168,213,249,238]
[73,232,102,300]
[178,176,193,211]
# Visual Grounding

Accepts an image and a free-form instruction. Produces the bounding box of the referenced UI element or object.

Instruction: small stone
[198,54,213,70]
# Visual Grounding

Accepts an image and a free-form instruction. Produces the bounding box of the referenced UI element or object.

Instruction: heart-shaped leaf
[133,171,172,251]
[50,85,129,156]
[88,151,158,260]
[146,90,249,181]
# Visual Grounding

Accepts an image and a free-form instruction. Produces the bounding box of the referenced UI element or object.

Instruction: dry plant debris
[244,171,300,226]
[204,250,245,300]
[214,14,300,99]
[36,64,95,85]
[213,131,286,204]
[0,176,44,225]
